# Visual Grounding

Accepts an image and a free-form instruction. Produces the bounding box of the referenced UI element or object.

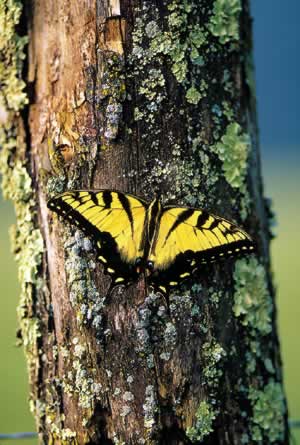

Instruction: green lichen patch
[212,122,250,189]
[210,121,251,219]
[186,79,209,105]
[131,1,208,113]
[249,380,285,443]
[208,0,242,45]
[165,3,207,84]
[186,401,216,443]
[0,0,28,112]
[186,86,202,105]
[0,0,45,410]
[202,341,226,387]
[233,257,272,335]
[129,3,221,204]
[233,258,285,440]
[0,127,44,380]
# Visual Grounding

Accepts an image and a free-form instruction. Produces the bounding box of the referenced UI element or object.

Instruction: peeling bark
[1,0,289,444]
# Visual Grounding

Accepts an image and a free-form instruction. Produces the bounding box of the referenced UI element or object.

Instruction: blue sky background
[252,0,300,152]
[251,1,300,440]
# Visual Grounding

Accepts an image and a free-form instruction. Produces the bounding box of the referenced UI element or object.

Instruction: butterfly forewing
[148,206,254,294]
[48,190,147,285]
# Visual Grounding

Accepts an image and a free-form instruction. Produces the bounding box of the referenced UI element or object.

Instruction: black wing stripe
[102,190,113,208]
[196,211,210,229]
[90,193,99,206]
[117,192,134,235]
[220,222,238,237]
[148,198,160,243]
[208,219,220,230]
[165,208,194,242]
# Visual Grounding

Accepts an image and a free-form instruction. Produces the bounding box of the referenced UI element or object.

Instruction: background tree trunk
[0,0,289,444]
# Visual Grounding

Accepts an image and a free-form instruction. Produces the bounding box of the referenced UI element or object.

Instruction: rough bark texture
[0,0,290,444]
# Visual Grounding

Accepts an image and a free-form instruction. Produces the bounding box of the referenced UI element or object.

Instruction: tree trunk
[0,0,289,444]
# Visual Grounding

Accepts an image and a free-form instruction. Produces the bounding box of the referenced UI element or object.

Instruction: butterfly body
[47,190,254,294]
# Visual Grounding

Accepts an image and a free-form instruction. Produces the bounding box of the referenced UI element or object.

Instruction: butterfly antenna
[152,187,161,200]
[144,273,149,300]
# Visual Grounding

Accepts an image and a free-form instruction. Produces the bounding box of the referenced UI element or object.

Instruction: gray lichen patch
[69,357,102,410]
[143,385,158,435]
[59,338,103,429]
[63,229,105,333]
[94,50,126,150]
[159,320,177,361]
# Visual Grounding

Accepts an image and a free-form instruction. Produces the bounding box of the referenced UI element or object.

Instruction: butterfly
[47,190,254,295]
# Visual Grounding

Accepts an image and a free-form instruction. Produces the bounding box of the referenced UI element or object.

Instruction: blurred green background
[0,196,36,445]
[1,1,300,444]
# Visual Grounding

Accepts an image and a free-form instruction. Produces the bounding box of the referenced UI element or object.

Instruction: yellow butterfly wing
[48,190,147,285]
[148,206,254,294]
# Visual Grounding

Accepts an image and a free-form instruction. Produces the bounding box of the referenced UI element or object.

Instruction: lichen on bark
[0,0,28,111]
[0,0,44,397]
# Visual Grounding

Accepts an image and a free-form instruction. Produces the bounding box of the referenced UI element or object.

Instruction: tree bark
[0,0,289,444]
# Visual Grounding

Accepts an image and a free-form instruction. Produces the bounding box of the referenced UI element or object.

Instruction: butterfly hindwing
[148,206,254,294]
[48,190,147,286]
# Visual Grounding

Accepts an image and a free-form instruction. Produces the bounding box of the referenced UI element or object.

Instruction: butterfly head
[135,257,155,275]
[146,260,154,276]
[135,257,143,274]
